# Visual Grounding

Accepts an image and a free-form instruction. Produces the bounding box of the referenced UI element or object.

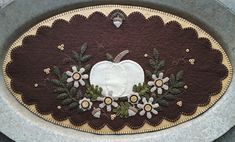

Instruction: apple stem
[114,50,129,63]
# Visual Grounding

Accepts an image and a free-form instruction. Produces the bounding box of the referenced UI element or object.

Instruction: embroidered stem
[113,50,129,63]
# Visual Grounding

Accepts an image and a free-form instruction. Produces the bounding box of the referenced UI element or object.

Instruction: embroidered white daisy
[66,66,89,88]
[79,97,92,111]
[148,72,169,94]
[128,93,141,104]
[137,97,159,119]
[97,91,118,112]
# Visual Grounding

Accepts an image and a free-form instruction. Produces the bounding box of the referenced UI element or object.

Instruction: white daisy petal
[137,104,144,109]
[107,105,112,112]
[88,102,93,110]
[72,66,77,72]
[74,81,79,88]
[150,86,157,92]
[147,112,152,119]
[151,109,158,115]
[82,74,89,79]
[67,77,73,83]
[152,74,157,80]
[152,103,159,108]
[99,103,105,108]
[157,88,163,94]
[112,102,118,107]
[148,81,154,86]
[158,72,163,79]
[79,68,85,74]
[79,79,85,86]
[142,97,147,103]
[149,97,154,103]
[162,84,169,90]
[139,110,145,116]
[66,71,73,76]
[163,77,169,83]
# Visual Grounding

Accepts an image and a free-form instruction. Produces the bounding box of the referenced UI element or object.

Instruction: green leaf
[69,102,78,109]
[81,55,91,62]
[169,88,181,94]
[153,48,159,60]
[54,88,67,93]
[57,93,68,100]
[53,66,60,77]
[174,82,185,88]
[145,70,152,78]
[149,59,156,68]
[80,42,88,55]
[51,79,62,86]
[106,53,113,61]
[164,94,177,100]
[157,100,169,107]
[84,64,91,71]
[113,102,131,118]
[132,83,149,96]
[70,87,77,96]
[66,82,73,88]
[62,98,73,105]
[170,74,175,85]
[60,72,67,83]
[86,85,103,101]
[157,60,165,69]
[176,70,184,81]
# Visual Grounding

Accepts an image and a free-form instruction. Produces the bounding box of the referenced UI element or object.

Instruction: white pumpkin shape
[90,50,145,98]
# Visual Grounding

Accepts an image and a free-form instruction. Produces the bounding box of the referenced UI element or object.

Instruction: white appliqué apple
[90,50,145,98]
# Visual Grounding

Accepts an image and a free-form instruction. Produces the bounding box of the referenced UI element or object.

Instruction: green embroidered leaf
[149,59,156,68]
[54,88,67,93]
[84,64,91,71]
[81,55,91,62]
[153,48,159,60]
[57,93,68,100]
[157,60,165,69]
[169,88,181,94]
[51,79,62,86]
[86,85,103,101]
[70,87,77,96]
[174,82,185,88]
[66,82,73,88]
[69,102,79,109]
[145,70,152,78]
[113,102,131,118]
[80,42,88,55]
[157,100,169,107]
[176,70,184,81]
[60,72,67,83]
[170,74,175,85]
[164,94,177,100]
[106,53,114,61]
[132,83,149,96]
[72,51,80,59]
[53,66,60,77]
[62,98,73,105]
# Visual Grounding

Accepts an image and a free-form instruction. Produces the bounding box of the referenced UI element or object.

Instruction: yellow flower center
[130,95,138,103]
[104,97,112,105]
[155,79,163,87]
[81,100,90,109]
[72,72,81,80]
[144,104,152,112]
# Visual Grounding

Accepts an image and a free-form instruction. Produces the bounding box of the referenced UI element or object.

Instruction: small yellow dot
[186,49,190,52]
[184,85,188,89]
[189,59,195,65]
[57,106,62,109]
[34,83,38,87]
[144,54,148,57]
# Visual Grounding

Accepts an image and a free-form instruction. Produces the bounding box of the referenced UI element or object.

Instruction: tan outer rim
[2,4,233,134]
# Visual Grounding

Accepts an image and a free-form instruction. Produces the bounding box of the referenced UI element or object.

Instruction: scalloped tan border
[2,5,233,134]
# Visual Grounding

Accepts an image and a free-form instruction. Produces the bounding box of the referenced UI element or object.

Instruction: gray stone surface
[0,0,235,142]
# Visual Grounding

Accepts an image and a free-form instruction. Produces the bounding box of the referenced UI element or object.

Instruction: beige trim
[2,5,233,134]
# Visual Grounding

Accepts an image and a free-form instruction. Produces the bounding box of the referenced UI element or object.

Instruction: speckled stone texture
[0,0,235,142]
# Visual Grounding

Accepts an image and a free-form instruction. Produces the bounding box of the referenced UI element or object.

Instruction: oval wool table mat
[0,1,235,142]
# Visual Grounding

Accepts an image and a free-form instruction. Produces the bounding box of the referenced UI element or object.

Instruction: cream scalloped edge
[2,5,233,134]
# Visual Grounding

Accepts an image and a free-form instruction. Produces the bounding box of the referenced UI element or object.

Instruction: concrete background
[0,0,235,141]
